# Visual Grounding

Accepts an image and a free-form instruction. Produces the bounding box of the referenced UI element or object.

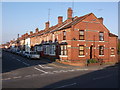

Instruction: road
[2,50,119,89]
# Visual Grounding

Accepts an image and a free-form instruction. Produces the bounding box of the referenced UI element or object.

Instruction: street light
[17,34,20,51]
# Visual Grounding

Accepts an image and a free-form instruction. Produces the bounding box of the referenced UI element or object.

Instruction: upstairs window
[99,32,104,41]
[99,46,104,55]
[63,31,66,40]
[79,45,84,56]
[111,48,115,55]
[79,30,84,40]
[61,45,67,55]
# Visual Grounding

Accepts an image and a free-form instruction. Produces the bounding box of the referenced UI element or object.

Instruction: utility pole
[72,0,74,17]
[48,8,50,21]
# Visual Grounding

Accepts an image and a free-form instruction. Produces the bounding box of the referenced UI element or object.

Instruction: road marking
[16,59,30,66]
[25,75,32,78]
[13,76,22,79]
[53,83,77,89]
[2,78,11,81]
[38,65,53,69]
[67,69,75,72]
[52,71,59,73]
[22,62,30,66]
[93,74,113,80]
[34,67,48,73]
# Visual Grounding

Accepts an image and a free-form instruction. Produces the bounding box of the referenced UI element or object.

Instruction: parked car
[26,51,40,59]
[21,51,28,57]
[16,51,22,55]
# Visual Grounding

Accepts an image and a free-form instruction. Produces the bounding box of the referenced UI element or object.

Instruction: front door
[90,45,93,59]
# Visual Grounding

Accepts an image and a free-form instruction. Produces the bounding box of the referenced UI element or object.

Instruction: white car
[26,51,40,59]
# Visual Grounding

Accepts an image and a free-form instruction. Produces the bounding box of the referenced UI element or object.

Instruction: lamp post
[17,34,20,51]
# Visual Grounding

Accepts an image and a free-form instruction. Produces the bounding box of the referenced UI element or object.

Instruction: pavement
[2,50,119,88]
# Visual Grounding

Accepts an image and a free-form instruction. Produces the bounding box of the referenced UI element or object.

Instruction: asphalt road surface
[2,51,119,89]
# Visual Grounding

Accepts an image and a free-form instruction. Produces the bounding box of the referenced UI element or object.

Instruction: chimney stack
[98,17,103,24]
[26,33,28,36]
[67,8,73,22]
[35,28,39,33]
[30,31,33,35]
[58,16,63,26]
[45,21,49,30]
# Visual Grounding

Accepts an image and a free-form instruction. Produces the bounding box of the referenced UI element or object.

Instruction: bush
[87,59,99,64]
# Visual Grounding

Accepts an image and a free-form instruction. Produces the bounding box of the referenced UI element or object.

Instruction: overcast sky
[2,2,118,44]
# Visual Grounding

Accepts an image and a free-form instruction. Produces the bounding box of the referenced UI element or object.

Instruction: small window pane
[63,31,66,36]
[64,50,67,55]
[80,36,84,40]
[99,46,104,55]
[80,51,84,55]
[61,51,63,55]
[80,31,84,35]
[99,32,104,41]
[80,46,84,50]
[61,46,63,50]
[64,45,67,49]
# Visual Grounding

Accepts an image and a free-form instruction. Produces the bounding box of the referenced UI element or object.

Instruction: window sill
[99,41,105,42]
[78,55,85,57]
[99,55,104,56]
[59,55,68,57]
[110,55,115,57]
[62,40,67,42]
[49,54,56,56]
[78,40,85,41]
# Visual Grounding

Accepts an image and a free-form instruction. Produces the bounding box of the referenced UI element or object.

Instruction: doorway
[90,45,93,59]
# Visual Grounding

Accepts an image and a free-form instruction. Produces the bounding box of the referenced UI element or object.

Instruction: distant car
[16,51,22,55]
[26,51,40,59]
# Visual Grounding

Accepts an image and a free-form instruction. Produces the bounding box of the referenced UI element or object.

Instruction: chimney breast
[67,8,73,22]
[98,17,103,24]
[58,16,63,26]
[45,21,49,30]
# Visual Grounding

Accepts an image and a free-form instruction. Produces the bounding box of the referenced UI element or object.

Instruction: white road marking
[2,78,11,81]
[34,67,48,73]
[67,69,75,72]
[38,65,53,69]
[93,74,113,80]
[22,62,30,66]
[25,75,32,78]
[16,59,30,66]
[53,83,77,89]
[52,71,59,73]
[13,76,22,79]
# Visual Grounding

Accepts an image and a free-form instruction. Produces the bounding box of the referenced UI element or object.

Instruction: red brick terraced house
[18,8,118,66]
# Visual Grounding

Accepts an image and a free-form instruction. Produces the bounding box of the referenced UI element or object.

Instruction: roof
[50,13,92,32]
[109,33,118,37]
